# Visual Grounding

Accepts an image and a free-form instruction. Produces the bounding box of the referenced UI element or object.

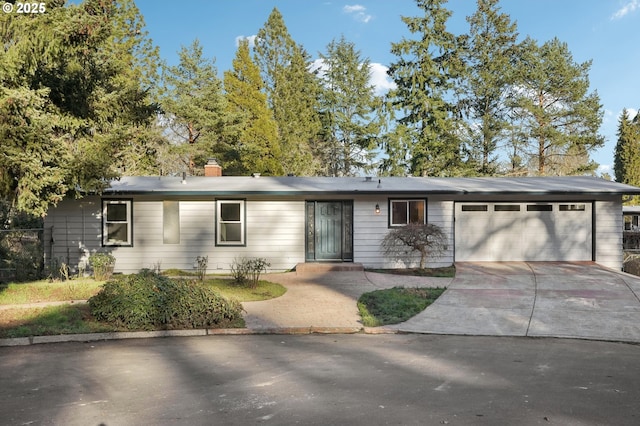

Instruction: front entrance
[305,201,353,262]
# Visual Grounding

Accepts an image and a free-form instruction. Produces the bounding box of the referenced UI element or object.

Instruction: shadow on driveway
[396,262,640,343]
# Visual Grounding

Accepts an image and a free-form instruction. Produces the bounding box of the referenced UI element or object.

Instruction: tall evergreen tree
[378,122,414,176]
[0,0,159,216]
[317,36,380,176]
[160,39,227,175]
[461,0,519,175]
[254,8,321,175]
[509,37,604,175]
[614,109,640,187]
[223,39,283,175]
[387,0,467,177]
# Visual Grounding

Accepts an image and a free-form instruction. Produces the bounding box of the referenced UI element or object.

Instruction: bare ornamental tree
[380,223,448,269]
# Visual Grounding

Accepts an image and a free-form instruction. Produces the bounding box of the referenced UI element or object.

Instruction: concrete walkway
[244,262,640,343]
[242,270,452,332]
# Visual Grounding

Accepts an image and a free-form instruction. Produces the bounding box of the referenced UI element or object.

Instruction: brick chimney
[204,159,222,177]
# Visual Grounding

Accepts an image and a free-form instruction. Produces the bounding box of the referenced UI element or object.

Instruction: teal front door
[306,201,353,262]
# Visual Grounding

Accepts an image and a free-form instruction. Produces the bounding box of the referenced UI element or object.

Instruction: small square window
[220,203,241,221]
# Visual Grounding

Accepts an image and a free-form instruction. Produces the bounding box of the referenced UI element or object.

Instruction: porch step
[295,263,364,274]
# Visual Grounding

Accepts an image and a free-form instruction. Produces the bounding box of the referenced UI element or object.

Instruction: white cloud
[597,164,612,178]
[611,0,640,20]
[343,4,373,23]
[235,35,257,48]
[617,108,639,121]
[369,63,396,95]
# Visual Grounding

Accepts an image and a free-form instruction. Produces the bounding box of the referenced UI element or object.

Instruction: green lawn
[0,276,286,338]
[0,279,105,305]
[358,287,446,327]
[0,304,116,338]
[205,278,287,301]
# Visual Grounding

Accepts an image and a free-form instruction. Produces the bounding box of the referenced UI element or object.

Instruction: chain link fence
[0,228,44,282]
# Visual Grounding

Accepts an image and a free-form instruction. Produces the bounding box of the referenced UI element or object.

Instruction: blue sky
[134,0,640,175]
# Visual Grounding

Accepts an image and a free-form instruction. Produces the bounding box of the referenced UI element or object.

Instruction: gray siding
[44,197,102,274]
[595,197,623,270]
[46,197,305,274]
[44,193,623,274]
[115,199,306,274]
[353,196,454,268]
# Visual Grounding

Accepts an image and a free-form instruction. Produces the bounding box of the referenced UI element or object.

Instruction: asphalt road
[1,334,639,425]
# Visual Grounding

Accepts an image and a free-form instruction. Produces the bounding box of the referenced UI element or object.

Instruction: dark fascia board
[100,189,640,197]
[101,189,466,196]
[100,176,640,197]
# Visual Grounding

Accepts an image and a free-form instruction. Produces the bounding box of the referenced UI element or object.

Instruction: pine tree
[614,109,640,187]
[0,0,159,216]
[509,37,604,175]
[387,0,467,177]
[317,36,381,176]
[378,122,414,176]
[461,0,519,175]
[223,39,283,176]
[160,39,228,175]
[254,8,321,175]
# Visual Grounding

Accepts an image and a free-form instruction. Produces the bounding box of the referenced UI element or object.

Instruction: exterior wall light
[375,203,381,214]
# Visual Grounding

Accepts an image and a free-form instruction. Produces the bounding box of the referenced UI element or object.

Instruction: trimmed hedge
[88,270,243,330]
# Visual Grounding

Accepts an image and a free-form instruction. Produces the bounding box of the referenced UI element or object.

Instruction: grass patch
[0,304,116,338]
[0,279,105,305]
[161,269,198,277]
[358,287,446,326]
[366,266,456,277]
[205,278,286,301]
[0,277,285,337]
[0,277,286,305]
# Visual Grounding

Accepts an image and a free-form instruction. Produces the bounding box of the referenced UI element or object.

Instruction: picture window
[389,200,426,226]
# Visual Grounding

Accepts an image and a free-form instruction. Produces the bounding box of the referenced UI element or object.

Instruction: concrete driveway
[396,262,640,343]
[243,262,640,343]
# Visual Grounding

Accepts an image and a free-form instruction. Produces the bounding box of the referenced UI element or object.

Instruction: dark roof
[102,175,640,196]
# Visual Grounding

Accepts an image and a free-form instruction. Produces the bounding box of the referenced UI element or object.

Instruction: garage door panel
[456,202,592,262]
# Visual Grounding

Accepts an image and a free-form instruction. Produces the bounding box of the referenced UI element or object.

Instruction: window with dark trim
[461,205,488,212]
[527,204,552,212]
[494,205,520,212]
[559,204,586,211]
[216,200,245,245]
[389,199,426,226]
[102,199,132,246]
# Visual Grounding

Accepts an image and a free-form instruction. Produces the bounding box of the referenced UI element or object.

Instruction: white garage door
[455,202,592,261]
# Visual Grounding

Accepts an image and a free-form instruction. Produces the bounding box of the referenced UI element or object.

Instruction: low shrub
[90,253,116,281]
[230,257,270,288]
[88,270,243,330]
[195,255,208,281]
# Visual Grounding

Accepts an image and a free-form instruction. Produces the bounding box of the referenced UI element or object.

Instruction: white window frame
[216,200,246,246]
[389,199,426,227]
[102,199,133,246]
